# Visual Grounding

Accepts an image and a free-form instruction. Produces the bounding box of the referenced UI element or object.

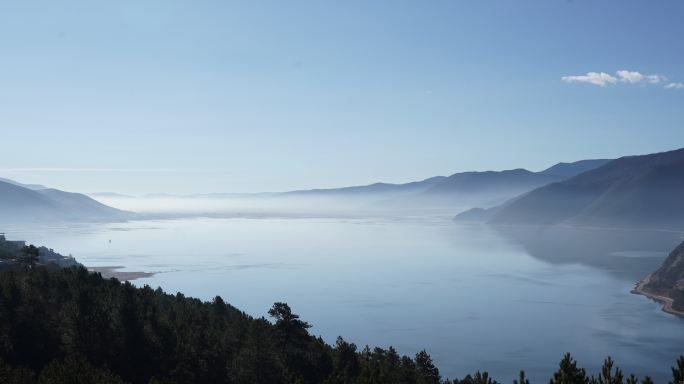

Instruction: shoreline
[631,273,684,319]
[88,266,155,281]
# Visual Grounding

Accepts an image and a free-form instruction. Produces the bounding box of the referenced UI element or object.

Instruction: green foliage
[550,353,589,384]
[37,356,125,384]
[0,359,35,384]
[460,371,499,384]
[19,245,39,267]
[593,357,623,384]
[671,356,684,384]
[0,266,442,384]
[515,371,530,384]
[0,265,682,384]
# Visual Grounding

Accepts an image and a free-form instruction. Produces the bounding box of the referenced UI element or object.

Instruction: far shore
[89,266,155,281]
[631,273,684,319]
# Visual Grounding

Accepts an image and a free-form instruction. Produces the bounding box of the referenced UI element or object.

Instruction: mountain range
[12,148,684,226]
[0,179,131,223]
[457,148,684,230]
[283,159,610,208]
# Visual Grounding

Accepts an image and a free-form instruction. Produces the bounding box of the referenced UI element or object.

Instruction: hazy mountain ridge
[0,177,48,190]
[537,159,611,179]
[458,148,684,230]
[0,179,132,223]
[84,159,611,218]
[281,159,609,209]
[283,176,448,197]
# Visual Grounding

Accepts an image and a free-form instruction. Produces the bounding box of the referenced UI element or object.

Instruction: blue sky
[1,0,683,194]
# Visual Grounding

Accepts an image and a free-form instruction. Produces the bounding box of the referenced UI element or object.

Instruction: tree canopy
[0,265,682,384]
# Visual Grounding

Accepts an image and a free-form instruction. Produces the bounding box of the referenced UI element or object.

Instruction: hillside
[0,264,444,383]
[0,177,47,190]
[285,159,609,209]
[537,159,611,179]
[0,179,131,223]
[0,264,682,383]
[284,176,447,198]
[636,239,684,316]
[481,148,684,229]
[0,234,80,268]
[36,188,126,218]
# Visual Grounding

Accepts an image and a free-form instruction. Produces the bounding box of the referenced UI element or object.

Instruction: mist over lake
[6,214,683,382]
[3,1,684,382]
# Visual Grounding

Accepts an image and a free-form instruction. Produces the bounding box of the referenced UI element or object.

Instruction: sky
[1,0,683,194]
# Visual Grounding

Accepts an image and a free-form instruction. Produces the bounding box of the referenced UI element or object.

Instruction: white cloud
[561,72,617,87]
[665,82,684,89]
[563,69,674,88]
[646,74,667,84]
[616,70,644,83]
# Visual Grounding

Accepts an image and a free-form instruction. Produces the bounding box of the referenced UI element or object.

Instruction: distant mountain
[635,239,684,317]
[37,189,127,218]
[0,179,132,223]
[482,148,684,229]
[283,176,447,197]
[285,159,609,209]
[0,181,59,218]
[0,177,47,190]
[538,159,611,179]
[416,169,557,207]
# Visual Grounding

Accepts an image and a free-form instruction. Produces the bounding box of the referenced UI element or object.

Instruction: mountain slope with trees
[0,264,682,384]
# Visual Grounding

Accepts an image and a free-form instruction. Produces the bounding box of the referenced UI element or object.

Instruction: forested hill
[0,265,683,384]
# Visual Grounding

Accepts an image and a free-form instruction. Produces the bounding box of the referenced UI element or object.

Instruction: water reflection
[493,225,682,281]
[3,218,684,383]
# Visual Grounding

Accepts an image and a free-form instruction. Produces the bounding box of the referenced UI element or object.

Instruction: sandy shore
[631,273,684,319]
[89,266,155,281]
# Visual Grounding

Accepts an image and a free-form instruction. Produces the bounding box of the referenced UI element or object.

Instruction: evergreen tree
[549,353,589,384]
[671,356,684,384]
[462,371,499,384]
[19,245,40,267]
[37,356,124,384]
[594,357,623,384]
[1,264,683,384]
[515,370,530,384]
[415,350,441,384]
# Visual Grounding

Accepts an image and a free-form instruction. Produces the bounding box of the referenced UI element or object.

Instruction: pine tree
[19,245,40,267]
[671,356,684,384]
[549,353,589,384]
[415,350,441,384]
[515,370,530,384]
[595,357,623,384]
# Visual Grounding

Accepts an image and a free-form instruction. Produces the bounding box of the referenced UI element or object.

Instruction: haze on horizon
[1,0,683,195]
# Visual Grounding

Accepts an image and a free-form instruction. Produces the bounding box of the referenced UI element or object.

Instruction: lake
[5,216,684,382]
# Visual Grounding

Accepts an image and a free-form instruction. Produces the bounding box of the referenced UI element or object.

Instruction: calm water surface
[6,217,684,382]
